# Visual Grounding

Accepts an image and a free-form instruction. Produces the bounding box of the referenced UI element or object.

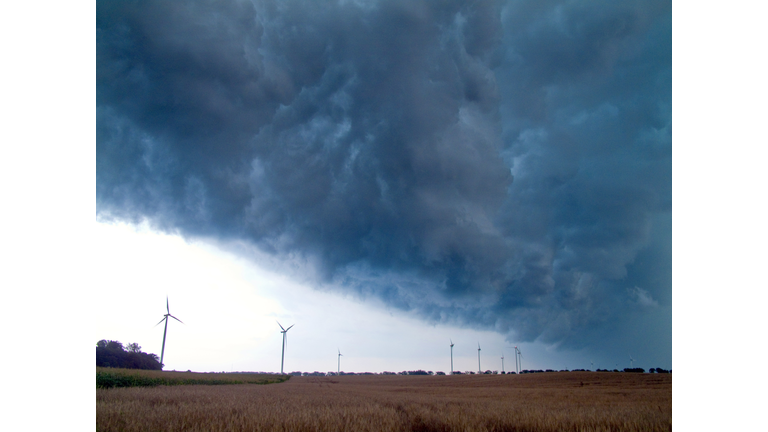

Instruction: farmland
[96,367,289,388]
[96,371,671,431]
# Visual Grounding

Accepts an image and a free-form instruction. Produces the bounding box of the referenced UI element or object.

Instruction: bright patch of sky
[94,220,601,374]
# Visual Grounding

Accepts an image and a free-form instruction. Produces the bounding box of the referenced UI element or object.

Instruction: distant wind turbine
[338,348,343,376]
[514,346,522,374]
[629,355,634,369]
[277,321,294,374]
[514,346,519,374]
[477,343,482,374]
[450,339,454,375]
[591,360,594,371]
[501,352,505,374]
[154,296,183,369]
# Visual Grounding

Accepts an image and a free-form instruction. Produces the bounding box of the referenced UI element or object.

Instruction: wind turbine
[277,321,294,374]
[514,346,519,374]
[338,348,343,376]
[450,339,454,375]
[501,352,505,374]
[477,343,482,374]
[629,355,634,369]
[514,346,522,374]
[591,360,594,371]
[154,296,183,369]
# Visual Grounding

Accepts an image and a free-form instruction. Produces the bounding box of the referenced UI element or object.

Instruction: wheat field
[96,371,671,431]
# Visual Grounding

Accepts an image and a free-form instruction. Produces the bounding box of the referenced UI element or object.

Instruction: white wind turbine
[338,348,343,376]
[514,346,519,373]
[450,339,454,375]
[629,355,634,369]
[277,321,294,374]
[501,352,505,374]
[477,343,482,374]
[154,296,183,369]
[514,346,522,374]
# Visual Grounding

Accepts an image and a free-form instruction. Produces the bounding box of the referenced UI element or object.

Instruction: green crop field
[97,371,671,431]
[96,367,289,388]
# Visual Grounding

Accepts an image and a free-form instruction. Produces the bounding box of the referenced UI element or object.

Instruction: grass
[96,367,290,388]
[96,371,671,431]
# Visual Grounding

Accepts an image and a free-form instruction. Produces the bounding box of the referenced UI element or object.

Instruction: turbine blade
[277,321,285,331]
[166,296,169,313]
[169,314,184,324]
[154,317,166,327]
[286,324,294,331]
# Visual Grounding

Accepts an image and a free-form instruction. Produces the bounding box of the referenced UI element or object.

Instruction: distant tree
[106,340,124,351]
[126,343,142,353]
[96,340,161,370]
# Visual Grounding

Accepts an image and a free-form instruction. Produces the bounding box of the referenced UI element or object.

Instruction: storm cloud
[97,0,671,363]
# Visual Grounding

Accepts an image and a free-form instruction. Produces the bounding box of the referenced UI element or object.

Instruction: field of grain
[97,372,671,431]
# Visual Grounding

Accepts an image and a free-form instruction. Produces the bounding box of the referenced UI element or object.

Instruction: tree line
[96,340,162,370]
[290,368,671,376]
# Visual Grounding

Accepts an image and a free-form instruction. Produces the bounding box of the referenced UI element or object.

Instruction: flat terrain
[96,367,288,388]
[96,372,671,431]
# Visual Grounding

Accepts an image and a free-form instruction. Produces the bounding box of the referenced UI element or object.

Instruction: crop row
[96,367,289,388]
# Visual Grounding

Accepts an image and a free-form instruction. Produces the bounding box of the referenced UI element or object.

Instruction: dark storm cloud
[97,0,671,364]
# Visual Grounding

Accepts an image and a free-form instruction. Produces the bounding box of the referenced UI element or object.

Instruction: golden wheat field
[96,371,671,432]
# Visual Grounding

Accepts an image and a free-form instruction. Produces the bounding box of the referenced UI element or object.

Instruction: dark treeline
[284,369,670,376]
[96,340,162,370]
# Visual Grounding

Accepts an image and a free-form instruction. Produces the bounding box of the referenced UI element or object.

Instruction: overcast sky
[95,0,672,373]
[9,0,768,430]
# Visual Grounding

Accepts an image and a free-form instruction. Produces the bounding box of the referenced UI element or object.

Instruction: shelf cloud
[97,0,671,363]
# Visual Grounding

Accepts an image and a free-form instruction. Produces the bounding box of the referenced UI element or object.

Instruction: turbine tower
[450,339,454,375]
[277,321,294,374]
[514,346,519,374]
[477,343,482,374]
[338,348,343,376]
[154,296,183,369]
